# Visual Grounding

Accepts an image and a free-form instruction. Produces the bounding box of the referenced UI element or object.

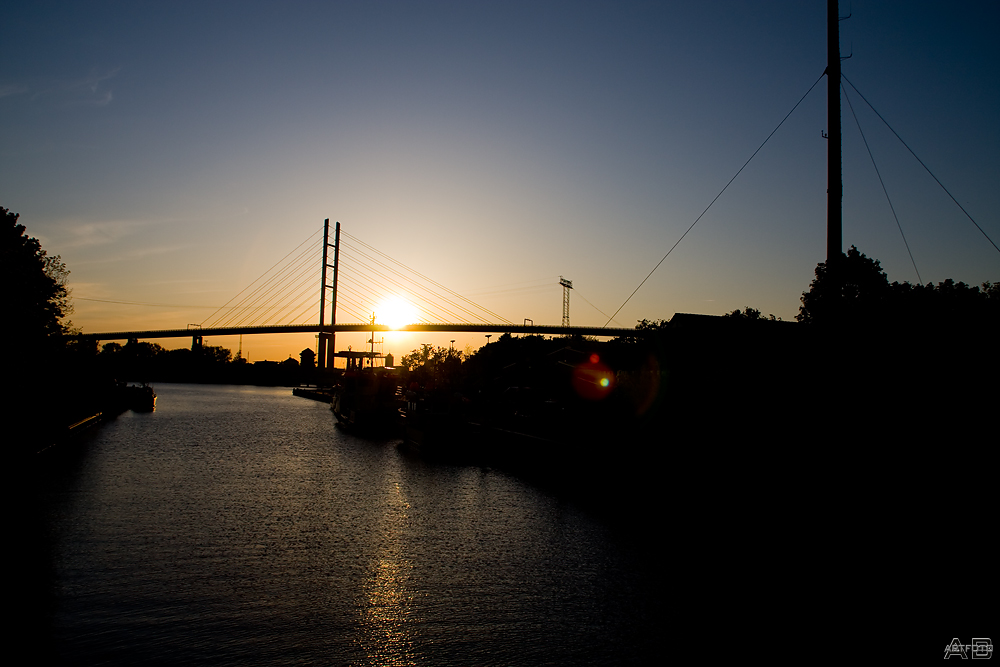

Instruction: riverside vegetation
[7,205,997,455]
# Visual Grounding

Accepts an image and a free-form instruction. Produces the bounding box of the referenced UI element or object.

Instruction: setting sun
[377,295,419,329]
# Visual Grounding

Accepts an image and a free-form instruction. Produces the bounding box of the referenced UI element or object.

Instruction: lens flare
[571,356,615,401]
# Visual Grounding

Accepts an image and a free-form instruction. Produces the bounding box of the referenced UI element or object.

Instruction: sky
[3,1,998,362]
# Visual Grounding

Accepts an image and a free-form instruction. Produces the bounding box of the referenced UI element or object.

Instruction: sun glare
[377,296,418,329]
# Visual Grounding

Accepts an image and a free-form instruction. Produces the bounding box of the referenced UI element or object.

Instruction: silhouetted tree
[101,342,124,355]
[635,318,669,331]
[398,344,465,387]
[2,207,73,341]
[984,281,999,301]
[125,340,166,360]
[198,344,232,365]
[400,344,435,372]
[724,306,778,321]
[611,318,670,345]
[886,278,999,327]
[797,246,889,325]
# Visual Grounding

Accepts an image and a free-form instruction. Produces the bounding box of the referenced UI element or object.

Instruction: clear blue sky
[3,1,998,360]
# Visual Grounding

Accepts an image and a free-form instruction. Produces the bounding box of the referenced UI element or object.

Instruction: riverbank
[292,386,333,403]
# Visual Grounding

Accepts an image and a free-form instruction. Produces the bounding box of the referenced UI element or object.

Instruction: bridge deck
[79,323,646,340]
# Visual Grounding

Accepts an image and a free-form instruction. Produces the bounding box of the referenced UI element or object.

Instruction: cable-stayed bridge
[82,14,999,365]
[86,220,642,366]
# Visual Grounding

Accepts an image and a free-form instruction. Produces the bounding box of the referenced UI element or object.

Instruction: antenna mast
[827,0,843,263]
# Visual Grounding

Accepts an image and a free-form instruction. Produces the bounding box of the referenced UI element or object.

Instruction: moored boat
[398,394,482,463]
[126,383,156,412]
[330,367,402,434]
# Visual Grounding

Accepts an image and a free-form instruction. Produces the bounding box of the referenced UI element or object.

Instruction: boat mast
[827,0,842,263]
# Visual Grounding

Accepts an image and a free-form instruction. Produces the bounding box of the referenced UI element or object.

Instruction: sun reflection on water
[357,480,417,666]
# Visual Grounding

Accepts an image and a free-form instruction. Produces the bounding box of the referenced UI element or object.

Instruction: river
[30,383,661,665]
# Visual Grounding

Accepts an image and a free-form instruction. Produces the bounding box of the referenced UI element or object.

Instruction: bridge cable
[337,270,460,324]
[227,257,315,326]
[603,71,826,327]
[320,285,369,321]
[201,226,322,326]
[342,231,513,324]
[245,265,319,327]
[462,276,561,298]
[842,74,1000,256]
[341,232,487,317]
[201,227,322,327]
[257,253,323,324]
[338,244,466,322]
[842,82,922,283]
[277,285,322,325]
[211,241,319,328]
[214,238,318,326]
[339,241,496,323]
[339,240,496,323]
[216,253,315,328]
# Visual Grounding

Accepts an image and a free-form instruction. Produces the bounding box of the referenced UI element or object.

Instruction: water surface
[35,383,660,665]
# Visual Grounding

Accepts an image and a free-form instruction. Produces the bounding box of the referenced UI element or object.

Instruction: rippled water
[34,383,660,665]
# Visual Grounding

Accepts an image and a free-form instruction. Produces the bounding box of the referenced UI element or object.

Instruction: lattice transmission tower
[560,277,573,327]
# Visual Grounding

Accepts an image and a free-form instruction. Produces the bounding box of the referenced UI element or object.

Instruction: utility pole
[827,0,842,264]
[560,277,573,327]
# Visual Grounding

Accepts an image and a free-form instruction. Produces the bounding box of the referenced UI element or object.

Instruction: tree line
[6,203,997,449]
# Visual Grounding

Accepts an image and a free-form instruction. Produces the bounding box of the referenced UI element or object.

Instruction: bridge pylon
[317,219,341,371]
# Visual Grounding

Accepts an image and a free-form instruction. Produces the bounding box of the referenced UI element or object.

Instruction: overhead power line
[604,71,827,327]
[75,297,235,308]
[574,289,623,326]
[842,73,999,256]
[842,82,922,283]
